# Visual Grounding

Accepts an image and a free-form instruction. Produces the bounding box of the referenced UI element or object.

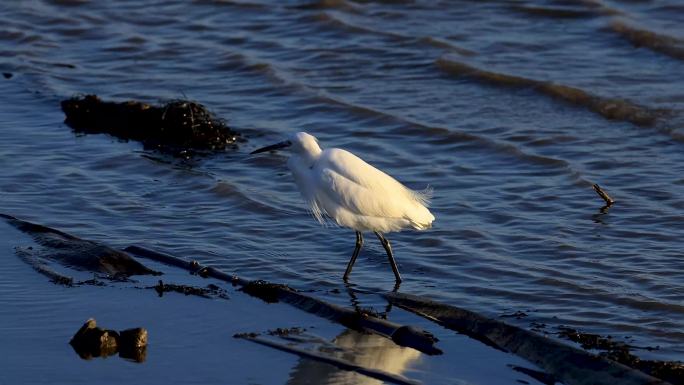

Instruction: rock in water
[70,318,148,363]
[69,318,120,360]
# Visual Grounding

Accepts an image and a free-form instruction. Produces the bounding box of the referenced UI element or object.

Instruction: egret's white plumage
[252,131,435,283]
[286,132,434,233]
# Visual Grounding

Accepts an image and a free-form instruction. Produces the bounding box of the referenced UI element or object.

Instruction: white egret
[251,132,434,283]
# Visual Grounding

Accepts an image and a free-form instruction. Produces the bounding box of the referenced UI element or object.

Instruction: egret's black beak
[250,140,292,154]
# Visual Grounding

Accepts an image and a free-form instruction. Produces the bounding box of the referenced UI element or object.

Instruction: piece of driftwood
[125,245,442,355]
[593,184,615,206]
[70,318,147,362]
[386,292,673,385]
[235,334,421,385]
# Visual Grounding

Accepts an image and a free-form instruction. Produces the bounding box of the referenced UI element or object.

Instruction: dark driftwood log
[386,292,672,385]
[235,334,420,385]
[124,245,442,356]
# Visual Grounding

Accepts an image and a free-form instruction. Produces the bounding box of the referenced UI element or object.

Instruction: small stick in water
[593,184,615,206]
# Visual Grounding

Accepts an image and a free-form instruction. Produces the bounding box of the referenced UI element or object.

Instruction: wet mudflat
[1,0,683,384]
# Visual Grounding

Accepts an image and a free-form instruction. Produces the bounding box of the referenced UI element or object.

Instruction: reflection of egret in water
[345,283,394,319]
[285,329,422,385]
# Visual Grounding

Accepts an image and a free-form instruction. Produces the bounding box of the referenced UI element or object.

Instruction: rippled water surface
[1,0,683,378]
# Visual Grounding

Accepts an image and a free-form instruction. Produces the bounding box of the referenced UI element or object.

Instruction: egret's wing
[316,149,425,219]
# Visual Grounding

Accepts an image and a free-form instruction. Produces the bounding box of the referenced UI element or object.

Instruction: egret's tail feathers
[411,221,433,230]
[408,205,435,230]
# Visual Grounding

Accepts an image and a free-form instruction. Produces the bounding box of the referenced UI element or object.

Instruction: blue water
[1,0,683,379]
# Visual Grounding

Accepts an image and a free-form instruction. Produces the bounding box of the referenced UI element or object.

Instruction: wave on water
[206,46,591,180]
[210,181,293,217]
[290,0,362,13]
[305,12,476,56]
[193,0,268,9]
[507,0,626,18]
[508,4,619,19]
[436,57,664,127]
[608,20,684,61]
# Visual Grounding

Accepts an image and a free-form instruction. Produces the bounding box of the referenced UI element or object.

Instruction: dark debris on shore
[557,326,684,385]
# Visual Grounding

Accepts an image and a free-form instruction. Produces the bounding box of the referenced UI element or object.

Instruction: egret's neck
[287,148,321,193]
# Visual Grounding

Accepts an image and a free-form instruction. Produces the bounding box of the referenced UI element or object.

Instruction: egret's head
[288,132,321,156]
[251,131,321,156]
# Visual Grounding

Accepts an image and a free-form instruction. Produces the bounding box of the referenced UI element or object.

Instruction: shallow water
[1,0,683,380]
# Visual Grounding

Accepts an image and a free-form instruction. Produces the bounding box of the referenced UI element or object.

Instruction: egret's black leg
[374,232,402,283]
[343,231,363,281]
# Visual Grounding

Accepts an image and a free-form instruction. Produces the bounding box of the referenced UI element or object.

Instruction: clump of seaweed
[239,279,292,303]
[267,327,307,337]
[61,94,238,155]
[152,280,229,299]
